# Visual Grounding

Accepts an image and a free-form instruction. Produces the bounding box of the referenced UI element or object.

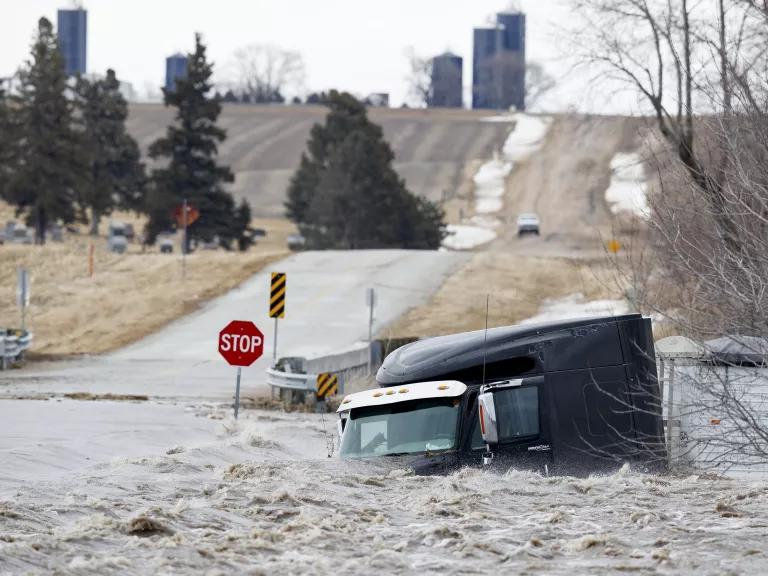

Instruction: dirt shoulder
[0,207,292,357]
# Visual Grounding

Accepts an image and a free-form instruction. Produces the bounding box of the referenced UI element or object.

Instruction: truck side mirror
[478,392,498,444]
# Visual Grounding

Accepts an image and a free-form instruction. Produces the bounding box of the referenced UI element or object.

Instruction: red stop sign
[173,204,200,227]
[218,320,264,367]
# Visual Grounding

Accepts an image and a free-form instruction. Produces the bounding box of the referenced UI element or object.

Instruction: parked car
[198,236,220,250]
[48,223,64,242]
[9,226,33,245]
[287,234,306,252]
[107,222,128,254]
[124,223,135,242]
[516,213,540,236]
[157,232,175,254]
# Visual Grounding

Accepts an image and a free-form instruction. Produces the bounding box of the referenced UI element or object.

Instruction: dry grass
[0,203,293,357]
[383,253,619,339]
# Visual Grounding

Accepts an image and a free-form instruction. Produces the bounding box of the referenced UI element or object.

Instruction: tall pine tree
[0,87,11,199]
[5,17,87,243]
[76,69,146,235]
[147,34,253,250]
[285,91,445,249]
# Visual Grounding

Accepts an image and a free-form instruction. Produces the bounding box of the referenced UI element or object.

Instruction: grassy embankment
[385,253,620,339]
[0,202,293,357]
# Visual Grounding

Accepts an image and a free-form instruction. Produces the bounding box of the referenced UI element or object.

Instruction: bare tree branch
[404,47,433,108]
[231,44,306,104]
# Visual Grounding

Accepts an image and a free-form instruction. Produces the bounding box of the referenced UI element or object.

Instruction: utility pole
[366,288,376,375]
[181,197,188,280]
[16,268,30,330]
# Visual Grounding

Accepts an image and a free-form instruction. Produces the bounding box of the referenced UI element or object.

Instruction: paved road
[497,115,642,259]
[0,250,469,402]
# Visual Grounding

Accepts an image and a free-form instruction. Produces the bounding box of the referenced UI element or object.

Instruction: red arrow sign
[218,320,264,367]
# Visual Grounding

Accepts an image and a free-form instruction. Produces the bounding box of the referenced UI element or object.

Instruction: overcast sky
[1,0,638,112]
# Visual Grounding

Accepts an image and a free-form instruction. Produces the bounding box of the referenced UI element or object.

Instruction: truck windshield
[340,397,460,458]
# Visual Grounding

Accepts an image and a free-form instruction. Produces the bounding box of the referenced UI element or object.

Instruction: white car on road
[516,213,540,236]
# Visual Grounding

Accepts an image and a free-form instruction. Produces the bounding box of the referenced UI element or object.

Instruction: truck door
[490,376,553,472]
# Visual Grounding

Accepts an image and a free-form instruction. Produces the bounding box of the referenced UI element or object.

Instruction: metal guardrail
[1,329,33,370]
[267,343,371,399]
[265,368,316,392]
[266,338,420,401]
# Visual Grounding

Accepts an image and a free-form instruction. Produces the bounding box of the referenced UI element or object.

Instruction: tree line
[571,0,768,337]
[0,17,444,251]
[0,18,252,248]
[571,0,768,466]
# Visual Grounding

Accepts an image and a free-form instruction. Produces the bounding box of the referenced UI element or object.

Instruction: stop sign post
[218,320,264,418]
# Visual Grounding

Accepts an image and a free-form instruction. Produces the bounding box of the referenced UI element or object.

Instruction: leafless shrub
[525,62,556,110]
[568,0,768,473]
[231,44,306,103]
[404,47,433,108]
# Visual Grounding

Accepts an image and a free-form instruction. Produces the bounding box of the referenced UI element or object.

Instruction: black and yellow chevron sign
[316,373,338,399]
[270,272,286,318]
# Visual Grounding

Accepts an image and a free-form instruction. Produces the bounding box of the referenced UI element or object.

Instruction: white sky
[1,0,640,112]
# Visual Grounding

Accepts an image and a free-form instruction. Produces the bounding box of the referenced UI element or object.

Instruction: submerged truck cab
[337,314,665,475]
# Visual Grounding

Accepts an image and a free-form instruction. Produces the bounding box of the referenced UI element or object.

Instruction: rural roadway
[0,250,468,487]
[0,250,469,402]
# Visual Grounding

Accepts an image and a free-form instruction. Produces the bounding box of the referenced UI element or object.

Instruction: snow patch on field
[480,115,518,123]
[520,293,629,325]
[469,215,502,229]
[442,225,497,250]
[605,152,649,218]
[473,157,512,215]
[503,113,552,161]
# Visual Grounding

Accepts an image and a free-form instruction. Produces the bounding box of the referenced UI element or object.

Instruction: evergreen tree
[285,91,445,249]
[233,199,254,251]
[5,18,87,244]
[0,87,11,198]
[76,69,146,235]
[305,92,329,105]
[147,34,253,250]
[222,90,239,103]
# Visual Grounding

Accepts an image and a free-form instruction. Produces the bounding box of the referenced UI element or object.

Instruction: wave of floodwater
[1,408,767,575]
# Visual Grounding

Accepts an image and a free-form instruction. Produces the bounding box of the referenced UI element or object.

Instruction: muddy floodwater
[1,406,767,575]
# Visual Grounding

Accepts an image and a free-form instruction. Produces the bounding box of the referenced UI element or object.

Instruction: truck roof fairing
[337,380,467,413]
[377,314,648,386]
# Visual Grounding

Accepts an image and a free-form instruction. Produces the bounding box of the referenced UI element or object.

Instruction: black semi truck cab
[337,314,666,475]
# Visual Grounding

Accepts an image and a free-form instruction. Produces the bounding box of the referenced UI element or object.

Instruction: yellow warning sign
[316,373,338,399]
[606,239,622,254]
[270,272,286,318]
